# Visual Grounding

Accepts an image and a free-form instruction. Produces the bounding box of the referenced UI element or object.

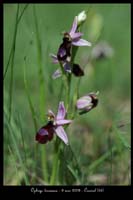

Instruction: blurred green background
[4,4,131,185]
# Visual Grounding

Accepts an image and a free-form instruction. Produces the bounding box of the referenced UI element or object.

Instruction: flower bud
[76,92,99,114]
[77,10,87,26]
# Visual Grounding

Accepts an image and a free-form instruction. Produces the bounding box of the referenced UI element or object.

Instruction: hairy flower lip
[35,121,54,144]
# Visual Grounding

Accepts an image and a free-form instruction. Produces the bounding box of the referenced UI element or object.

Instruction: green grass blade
[8,4,19,122]
[17,4,29,24]
[113,126,131,150]
[23,58,38,132]
[4,4,29,80]
[17,113,27,164]
[4,106,29,185]
[33,5,45,120]
[88,146,117,174]
[33,5,48,183]
[7,146,21,185]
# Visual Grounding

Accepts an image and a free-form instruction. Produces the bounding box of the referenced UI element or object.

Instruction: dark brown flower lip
[89,94,98,108]
[57,35,72,61]
[72,63,84,77]
[36,121,55,144]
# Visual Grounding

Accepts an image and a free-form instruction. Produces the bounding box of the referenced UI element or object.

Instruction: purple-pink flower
[36,102,72,145]
[68,16,91,47]
[76,92,99,114]
[50,16,91,79]
[51,16,91,62]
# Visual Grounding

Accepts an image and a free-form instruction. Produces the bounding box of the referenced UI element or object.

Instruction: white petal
[77,10,87,25]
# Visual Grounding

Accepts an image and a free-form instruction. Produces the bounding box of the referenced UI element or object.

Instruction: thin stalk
[49,16,88,184]
[50,30,81,185]
[107,134,113,185]
[40,146,48,183]
[8,4,19,122]
[88,146,117,174]
[58,61,69,106]
[59,61,68,88]
[17,4,29,24]
[4,4,29,80]
[8,146,22,185]
[50,61,70,185]
[50,138,61,185]
[33,5,45,121]
[4,108,29,185]
[18,113,27,165]
[23,58,39,184]
[49,72,69,185]
[33,5,48,183]
[23,58,38,132]
[71,58,89,119]
[66,73,71,111]
[71,78,81,119]
[58,82,64,103]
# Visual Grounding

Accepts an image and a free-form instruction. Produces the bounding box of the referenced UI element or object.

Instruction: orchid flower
[69,16,91,47]
[76,92,99,114]
[51,16,91,62]
[50,15,91,79]
[36,102,72,145]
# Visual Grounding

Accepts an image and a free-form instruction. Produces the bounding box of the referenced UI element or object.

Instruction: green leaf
[58,145,81,185]
[113,126,131,150]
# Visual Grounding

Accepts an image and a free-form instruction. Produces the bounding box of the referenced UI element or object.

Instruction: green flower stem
[41,146,48,183]
[70,24,87,117]
[71,46,78,63]
[58,61,69,107]
[50,26,84,184]
[50,138,61,185]
[71,77,81,119]
[50,63,72,185]
[66,73,72,111]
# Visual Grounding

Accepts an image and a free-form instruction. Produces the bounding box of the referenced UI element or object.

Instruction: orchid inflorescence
[36,11,99,145]
[50,14,91,79]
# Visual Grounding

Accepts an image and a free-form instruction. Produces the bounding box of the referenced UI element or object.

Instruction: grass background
[4,4,131,185]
